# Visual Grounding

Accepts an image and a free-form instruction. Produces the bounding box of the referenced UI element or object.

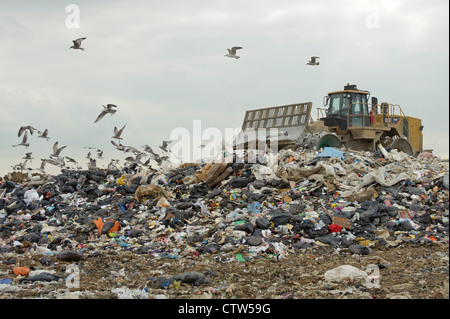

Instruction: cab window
[351,94,368,115]
[328,95,341,115]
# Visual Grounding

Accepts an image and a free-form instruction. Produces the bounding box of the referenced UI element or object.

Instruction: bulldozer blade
[235,102,313,151]
[316,134,343,151]
[389,138,413,156]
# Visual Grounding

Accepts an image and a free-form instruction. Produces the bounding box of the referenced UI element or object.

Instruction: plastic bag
[317,147,345,160]
[324,265,368,283]
[23,189,40,205]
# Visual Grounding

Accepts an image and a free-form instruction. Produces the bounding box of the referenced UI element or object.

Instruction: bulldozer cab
[323,84,371,130]
[319,83,423,155]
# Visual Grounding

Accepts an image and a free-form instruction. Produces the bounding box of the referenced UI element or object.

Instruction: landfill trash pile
[0,147,448,299]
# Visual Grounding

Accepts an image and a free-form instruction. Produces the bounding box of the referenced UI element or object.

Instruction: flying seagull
[111,140,126,152]
[96,149,104,159]
[13,131,30,148]
[141,158,153,169]
[150,153,169,166]
[125,152,145,164]
[142,144,157,156]
[306,56,320,66]
[50,141,67,158]
[225,46,243,59]
[123,145,141,154]
[12,161,28,172]
[70,37,86,51]
[107,159,120,171]
[83,146,102,156]
[38,158,59,173]
[88,158,97,170]
[159,140,173,152]
[37,129,50,141]
[65,156,78,165]
[94,104,117,123]
[18,126,36,138]
[22,152,34,162]
[54,156,65,168]
[112,125,126,140]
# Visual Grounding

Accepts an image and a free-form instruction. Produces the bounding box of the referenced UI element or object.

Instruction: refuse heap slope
[0,148,448,299]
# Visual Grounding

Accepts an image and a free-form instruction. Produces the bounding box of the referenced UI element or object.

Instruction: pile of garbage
[0,147,448,299]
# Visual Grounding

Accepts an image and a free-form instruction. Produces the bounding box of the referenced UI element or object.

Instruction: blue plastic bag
[317,147,345,160]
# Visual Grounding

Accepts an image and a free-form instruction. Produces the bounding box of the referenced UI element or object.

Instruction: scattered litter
[0,146,448,299]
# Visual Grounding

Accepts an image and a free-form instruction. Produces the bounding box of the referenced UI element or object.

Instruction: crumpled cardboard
[134,184,170,202]
[182,162,233,187]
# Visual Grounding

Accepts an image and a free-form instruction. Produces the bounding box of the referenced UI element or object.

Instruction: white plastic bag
[324,265,368,283]
[23,189,40,205]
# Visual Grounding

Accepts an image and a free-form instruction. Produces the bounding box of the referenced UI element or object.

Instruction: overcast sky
[0,0,448,177]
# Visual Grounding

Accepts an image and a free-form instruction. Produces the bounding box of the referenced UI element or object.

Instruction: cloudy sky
[0,0,448,176]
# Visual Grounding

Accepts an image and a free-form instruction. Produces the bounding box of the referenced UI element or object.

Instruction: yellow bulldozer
[235,83,423,156]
